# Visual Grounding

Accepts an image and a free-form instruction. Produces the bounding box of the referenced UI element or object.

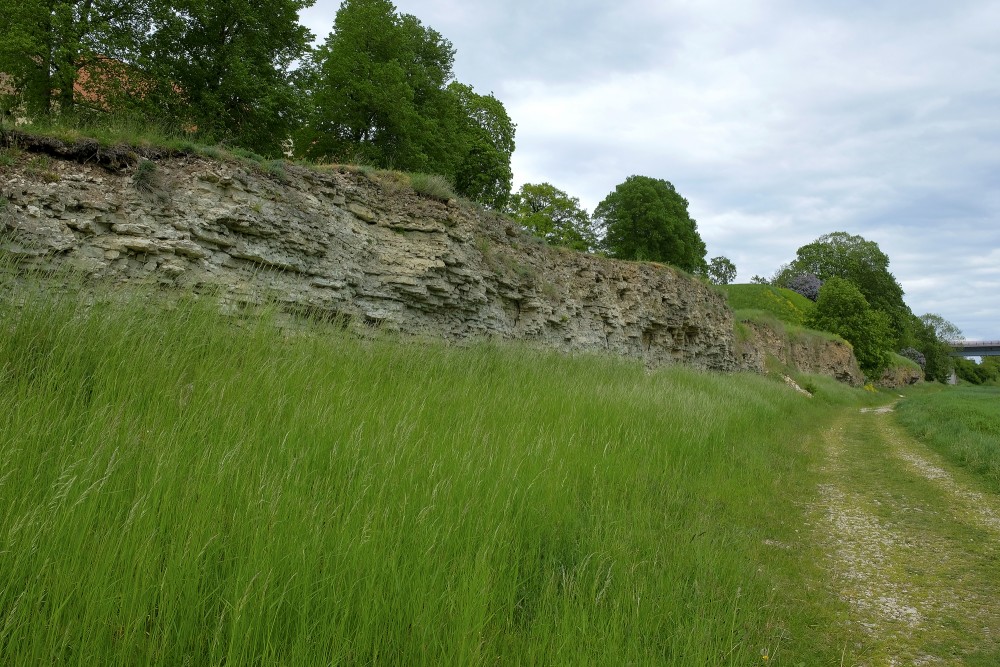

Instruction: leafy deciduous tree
[0,0,149,116]
[141,0,315,154]
[780,232,912,347]
[448,82,515,209]
[299,0,515,207]
[806,277,893,376]
[303,0,459,167]
[919,313,963,343]
[706,256,737,285]
[953,357,998,385]
[508,182,596,252]
[912,313,960,383]
[594,175,707,273]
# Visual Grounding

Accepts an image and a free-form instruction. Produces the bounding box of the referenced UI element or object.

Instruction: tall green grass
[0,276,871,664]
[897,385,1000,492]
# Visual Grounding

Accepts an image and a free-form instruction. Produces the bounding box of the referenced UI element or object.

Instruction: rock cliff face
[737,320,864,387]
[1,150,740,371]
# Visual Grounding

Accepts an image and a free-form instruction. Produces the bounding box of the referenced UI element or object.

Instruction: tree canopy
[1,0,516,180]
[142,0,315,153]
[448,82,515,209]
[806,277,893,377]
[0,0,315,154]
[706,256,737,285]
[301,0,456,169]
[0,0,150,116]
[508,182,597,252]
[298,0,515,207]
[594,175,707,273]
[779,232,911,346]
[912,313,961,383]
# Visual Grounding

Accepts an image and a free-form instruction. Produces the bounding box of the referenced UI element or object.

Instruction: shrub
[0,197,12,228]
[0,147,19,168]
[899,347,926,368]
[266,160,288,182]
[786,273,822,301]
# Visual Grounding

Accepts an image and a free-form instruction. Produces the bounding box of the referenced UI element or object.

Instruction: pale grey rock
[0,155,857,380]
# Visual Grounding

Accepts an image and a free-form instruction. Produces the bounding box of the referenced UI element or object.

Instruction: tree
[781,232,912,347]
[303,0,463,169]
[953,357,994,385]
[508,182,597,252]
[705,256,736,285]
[594,175,707,273]
[980,356,1000,385]
[806,277,893,376]
[448,82,515,209]
[141,0,314,154]
[912,313,960,383]
[919,313,962,343]
[300,0,515,207]
[0,0,150,117]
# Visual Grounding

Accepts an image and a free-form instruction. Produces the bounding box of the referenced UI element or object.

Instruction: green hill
[724,283,814,325]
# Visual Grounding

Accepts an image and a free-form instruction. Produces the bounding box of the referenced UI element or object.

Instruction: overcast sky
[301,1,1000,340]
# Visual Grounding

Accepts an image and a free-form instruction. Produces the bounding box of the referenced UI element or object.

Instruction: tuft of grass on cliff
[0,272,881,665]
[725,284,814,326]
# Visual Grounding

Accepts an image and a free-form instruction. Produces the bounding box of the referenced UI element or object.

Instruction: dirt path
[814,404,1000,666]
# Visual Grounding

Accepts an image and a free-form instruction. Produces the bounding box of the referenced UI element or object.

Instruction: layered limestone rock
[737,319,864,386]
[1,152,740,372]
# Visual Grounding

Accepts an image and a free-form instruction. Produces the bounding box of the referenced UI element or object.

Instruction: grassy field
[0,274,886,665]
[897,385,1000,493]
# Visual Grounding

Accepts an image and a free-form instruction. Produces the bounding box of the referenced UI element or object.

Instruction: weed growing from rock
[132,159,159,193]
[266,159,288,182]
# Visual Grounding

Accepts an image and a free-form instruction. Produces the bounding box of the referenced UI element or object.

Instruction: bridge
[948,341,1000,357]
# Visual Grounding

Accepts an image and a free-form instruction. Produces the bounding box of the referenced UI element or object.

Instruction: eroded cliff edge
[2,151,742,371]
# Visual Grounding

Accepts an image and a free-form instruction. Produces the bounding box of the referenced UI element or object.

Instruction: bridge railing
[947,340,1000,357]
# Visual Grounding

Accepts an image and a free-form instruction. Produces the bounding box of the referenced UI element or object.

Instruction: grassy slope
[897,385,1000,492]
[724,284,814,326]
[0,274,887,665]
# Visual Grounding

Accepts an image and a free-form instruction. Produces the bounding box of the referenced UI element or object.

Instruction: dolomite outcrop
[1,139,870,385]
[736,320,865,387]
[1,148,739,371]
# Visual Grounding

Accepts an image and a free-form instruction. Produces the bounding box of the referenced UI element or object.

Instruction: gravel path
[814,404,1000,666]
